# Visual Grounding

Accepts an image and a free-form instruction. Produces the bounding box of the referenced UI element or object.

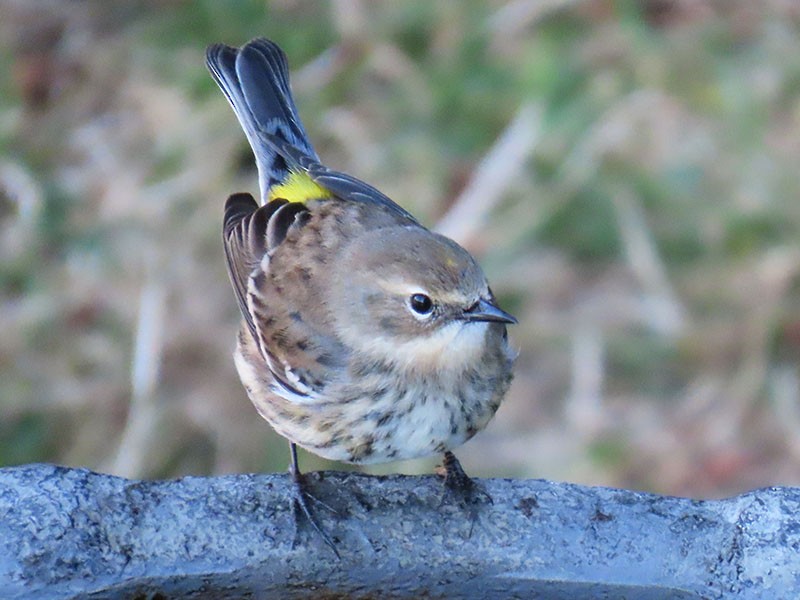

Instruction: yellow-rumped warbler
[206,38,516,548]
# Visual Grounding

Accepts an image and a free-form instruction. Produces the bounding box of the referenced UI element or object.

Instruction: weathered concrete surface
[0,464,797,599]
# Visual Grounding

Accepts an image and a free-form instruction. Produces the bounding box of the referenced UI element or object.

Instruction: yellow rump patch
[269,171,332,203]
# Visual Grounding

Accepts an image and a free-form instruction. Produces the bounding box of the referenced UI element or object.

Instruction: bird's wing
[223,191,354,403]
[259,132,420,224]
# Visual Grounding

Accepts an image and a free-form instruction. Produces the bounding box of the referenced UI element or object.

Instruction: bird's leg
[438,451,493,538]
[288,442,340,557]
[440,450,493,507]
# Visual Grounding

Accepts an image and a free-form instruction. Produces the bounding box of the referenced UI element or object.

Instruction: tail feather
[206,38,319,203]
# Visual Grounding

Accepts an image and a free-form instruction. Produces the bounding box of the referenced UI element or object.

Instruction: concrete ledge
[0,464,797,598]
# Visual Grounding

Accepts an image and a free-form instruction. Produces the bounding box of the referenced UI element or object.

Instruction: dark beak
[462,298,518,324]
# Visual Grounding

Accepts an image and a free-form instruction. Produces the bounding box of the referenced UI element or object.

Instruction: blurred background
[2,0,800,499]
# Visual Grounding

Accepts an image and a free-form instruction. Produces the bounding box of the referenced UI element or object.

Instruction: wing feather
[257,132,419,224]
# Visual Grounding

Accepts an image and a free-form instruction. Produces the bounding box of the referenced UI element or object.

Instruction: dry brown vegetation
[3,0,800,499]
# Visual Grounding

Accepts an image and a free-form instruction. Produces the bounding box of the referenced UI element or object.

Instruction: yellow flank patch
[268,170,332,203]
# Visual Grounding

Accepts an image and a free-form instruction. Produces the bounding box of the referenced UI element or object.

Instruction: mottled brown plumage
[207,38,517,550]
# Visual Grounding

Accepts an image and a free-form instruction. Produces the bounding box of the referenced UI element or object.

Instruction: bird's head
[330,227,516,372]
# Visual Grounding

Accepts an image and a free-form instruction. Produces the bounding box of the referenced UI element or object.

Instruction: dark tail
[206,38,319,203]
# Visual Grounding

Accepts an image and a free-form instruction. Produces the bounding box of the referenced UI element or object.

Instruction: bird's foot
[440,451,493,506]
[438,451,492,536]
[289,470,340,558]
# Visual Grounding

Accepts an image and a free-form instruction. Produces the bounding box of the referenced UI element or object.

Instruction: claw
[288,443,340,558]
[438,451,492,537]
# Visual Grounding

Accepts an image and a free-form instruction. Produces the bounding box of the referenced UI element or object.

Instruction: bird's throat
[361,321,489,373]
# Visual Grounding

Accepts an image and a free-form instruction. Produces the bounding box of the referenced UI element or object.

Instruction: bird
[206,38,517,551]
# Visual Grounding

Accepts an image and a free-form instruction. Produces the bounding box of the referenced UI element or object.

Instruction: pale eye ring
[408,293,434,317]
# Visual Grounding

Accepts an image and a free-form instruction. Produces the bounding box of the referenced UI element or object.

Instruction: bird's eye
[409,293,434,316]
